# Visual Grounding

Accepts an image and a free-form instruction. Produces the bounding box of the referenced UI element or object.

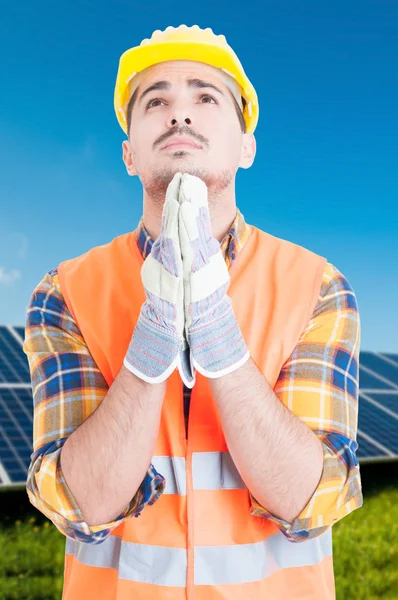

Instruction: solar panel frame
[14,326,26,342]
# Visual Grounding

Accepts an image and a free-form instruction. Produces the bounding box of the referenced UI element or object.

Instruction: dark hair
[230,93,247,134]
[125,85,247,136]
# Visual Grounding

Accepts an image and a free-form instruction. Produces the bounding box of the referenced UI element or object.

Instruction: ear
[122,139,138,176]
[238,132,256,169]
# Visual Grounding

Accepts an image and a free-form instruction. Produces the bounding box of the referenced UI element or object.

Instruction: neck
[142,180,238,244]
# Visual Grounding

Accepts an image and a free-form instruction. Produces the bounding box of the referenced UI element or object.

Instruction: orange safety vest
[58,223,334,600]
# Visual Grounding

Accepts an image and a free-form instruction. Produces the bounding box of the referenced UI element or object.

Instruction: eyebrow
[138,78,226,105]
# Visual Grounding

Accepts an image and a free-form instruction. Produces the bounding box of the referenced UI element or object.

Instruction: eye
[200,94,217,104]
[146,98,165,109]
[145,94,218,110]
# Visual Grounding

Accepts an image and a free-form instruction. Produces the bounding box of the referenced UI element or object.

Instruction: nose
[165,90,194,129]
[166,97,192,128]
[169,116,192,127]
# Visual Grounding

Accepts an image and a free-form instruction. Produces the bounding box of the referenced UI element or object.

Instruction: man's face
[122,60,255,201]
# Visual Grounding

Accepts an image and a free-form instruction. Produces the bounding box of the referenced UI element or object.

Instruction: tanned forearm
[209,357,324,523]
[60,364,166,526]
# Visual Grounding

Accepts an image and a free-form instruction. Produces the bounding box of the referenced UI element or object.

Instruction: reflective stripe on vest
[152,452,246,495]
[66,530,332,586]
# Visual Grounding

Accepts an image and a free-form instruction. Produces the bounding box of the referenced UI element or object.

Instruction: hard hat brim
[114,40,259,134]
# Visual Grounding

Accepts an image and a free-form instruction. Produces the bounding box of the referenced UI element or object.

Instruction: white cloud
[0,267,21,286]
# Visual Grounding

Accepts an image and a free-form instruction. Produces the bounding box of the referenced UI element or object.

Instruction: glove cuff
[124,311,180,383]
[187,300,250,378]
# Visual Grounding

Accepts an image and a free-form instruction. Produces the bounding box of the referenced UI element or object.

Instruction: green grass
[0,518,64,599]
[0,463,397,600]
[332,485,398,599]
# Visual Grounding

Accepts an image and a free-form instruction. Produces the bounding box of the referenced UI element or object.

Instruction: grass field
[0,463,397,600]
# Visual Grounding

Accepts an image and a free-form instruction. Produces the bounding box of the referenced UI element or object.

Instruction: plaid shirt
[23,208,363,545]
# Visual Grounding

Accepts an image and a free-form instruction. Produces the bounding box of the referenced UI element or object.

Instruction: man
[23,25,363,599]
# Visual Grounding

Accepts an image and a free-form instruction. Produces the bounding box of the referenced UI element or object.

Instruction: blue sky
[0,0,397,351]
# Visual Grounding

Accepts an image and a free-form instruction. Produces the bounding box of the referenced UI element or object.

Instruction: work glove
[178,173,251,378]
[124,172,195,387]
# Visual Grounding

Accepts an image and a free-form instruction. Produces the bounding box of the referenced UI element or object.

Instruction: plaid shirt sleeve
[23,269,166,544]
[250,261,363,543]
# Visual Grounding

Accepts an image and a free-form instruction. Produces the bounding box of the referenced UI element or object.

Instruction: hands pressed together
[124,172,250,387]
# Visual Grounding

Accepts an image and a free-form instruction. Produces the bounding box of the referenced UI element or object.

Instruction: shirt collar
[134,207,249,266]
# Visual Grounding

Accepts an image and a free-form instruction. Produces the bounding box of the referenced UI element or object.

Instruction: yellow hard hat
[114,24,259,135]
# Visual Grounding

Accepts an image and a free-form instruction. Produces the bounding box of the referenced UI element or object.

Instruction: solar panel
[14,326,26,342]
[358,369,394,390]
[0,326,33,485]
[359,353,398,383]
[0,328,397,487]
[367,393,398,413]
[0,326,31,384]
[357,351,398,463]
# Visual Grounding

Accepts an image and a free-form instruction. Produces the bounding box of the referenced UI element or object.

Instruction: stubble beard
[140,155,235,210]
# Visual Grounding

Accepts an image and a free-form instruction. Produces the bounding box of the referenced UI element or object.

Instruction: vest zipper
[185,382,195,600]
[183,383,190,439]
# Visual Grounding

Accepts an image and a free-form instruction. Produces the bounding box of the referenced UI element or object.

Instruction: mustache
[154,126,208,149]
